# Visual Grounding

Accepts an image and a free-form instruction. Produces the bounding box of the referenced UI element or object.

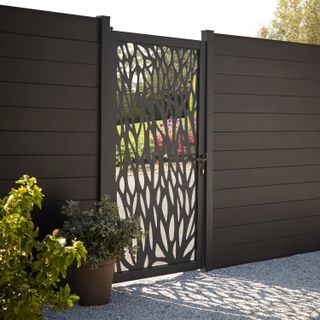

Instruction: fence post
[99,16,117,201]
[201,30,215,271]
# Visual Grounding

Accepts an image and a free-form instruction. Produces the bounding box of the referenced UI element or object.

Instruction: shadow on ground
[45,252,320,320]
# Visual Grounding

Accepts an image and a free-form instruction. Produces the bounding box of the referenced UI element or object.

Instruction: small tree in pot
[60,194,142,306]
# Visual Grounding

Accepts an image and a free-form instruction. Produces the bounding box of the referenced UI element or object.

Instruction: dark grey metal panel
[114,261,197,283]
[0,57,98,87]
[113,30,200,279]
[115,31,201,49]
[202,30,215,271]
[0,5,99,41]
[214,34,320,63]
[100,17,117,199]
[0,82,98,109]
[0,32,99,64]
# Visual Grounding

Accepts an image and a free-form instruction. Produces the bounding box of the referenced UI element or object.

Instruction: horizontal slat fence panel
[215,94,320,113]
[215,181,320,208]
[214,55,320,80]
[0,107,97,132]
[0,155,98,179]
[214,166,320,189]
[214,216,320,247]
[214,34,320,63]
[214,132,320,150]
[0,57,98,87]
[0,177,98,200]
[208,34,320,270]
[0,132,98,155]
[0,82,98,109]
[0,32,99,64]
[214,74,320,96]
[0,6,101,239]
[0,5,99,41]
[215,199,320,227]
[214,114,320,132]
[215,149,320,170]
[211,233,320,268]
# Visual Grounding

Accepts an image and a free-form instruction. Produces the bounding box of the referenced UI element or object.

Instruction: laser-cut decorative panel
[115,42,198,272]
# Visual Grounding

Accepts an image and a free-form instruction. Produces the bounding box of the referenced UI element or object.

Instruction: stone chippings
[45,252,320,320]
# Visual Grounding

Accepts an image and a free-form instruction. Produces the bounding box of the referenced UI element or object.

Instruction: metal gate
[100,21,206,281]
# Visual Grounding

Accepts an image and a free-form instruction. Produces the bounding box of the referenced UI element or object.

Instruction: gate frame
[201,30,215,272]
[100,17,207,282]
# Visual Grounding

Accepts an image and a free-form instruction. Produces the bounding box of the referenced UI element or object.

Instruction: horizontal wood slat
[214,34,320,64]
[0,132,98,155]
[214,166,320,189]
[0,155,98,179]
[210,33,320,269]
[211,233,320,268]
[0,107,97,132]
[0,5,99,41]
[214,182,320,208]
[0,32,99,64]
[213,216,320,247]
[214,55,320,80]
[214,132,320,150]
[214,114,320,132]
[0,177,98,200]
[214,94,320,114]
[0,82,98,109]
[215,199,320,227]
[214,74,320,96]
[0,57,98,87]
[215,149,320,170]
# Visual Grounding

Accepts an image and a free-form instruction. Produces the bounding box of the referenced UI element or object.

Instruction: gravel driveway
[45,251,320,320]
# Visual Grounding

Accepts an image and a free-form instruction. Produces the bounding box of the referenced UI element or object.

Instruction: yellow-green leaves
[0,176,87,320]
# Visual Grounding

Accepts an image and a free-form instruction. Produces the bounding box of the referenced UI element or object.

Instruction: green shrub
[0,175,87,320]
[60,194,143,266]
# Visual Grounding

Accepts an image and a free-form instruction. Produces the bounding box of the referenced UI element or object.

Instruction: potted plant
[60,194,142,306]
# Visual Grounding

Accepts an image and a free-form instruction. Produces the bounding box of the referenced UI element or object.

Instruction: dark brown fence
[0,6,100,235]
[1,5,320,279]
[206,33,320,269]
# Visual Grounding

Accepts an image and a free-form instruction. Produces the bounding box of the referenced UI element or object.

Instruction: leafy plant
[0,175,87,320]
[60,194,143,266]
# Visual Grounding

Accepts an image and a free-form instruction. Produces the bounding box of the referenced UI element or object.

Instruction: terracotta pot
[68,260,116,306]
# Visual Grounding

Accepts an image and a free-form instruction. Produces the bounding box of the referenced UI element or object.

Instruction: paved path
[46,251,320,320]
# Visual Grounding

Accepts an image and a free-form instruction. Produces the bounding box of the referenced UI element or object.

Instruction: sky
[0,0,279,40]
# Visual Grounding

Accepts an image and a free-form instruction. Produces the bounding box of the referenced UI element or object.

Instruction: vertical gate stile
[196,36,207,270]
[99,16,117,200]
[202,30,215,271]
